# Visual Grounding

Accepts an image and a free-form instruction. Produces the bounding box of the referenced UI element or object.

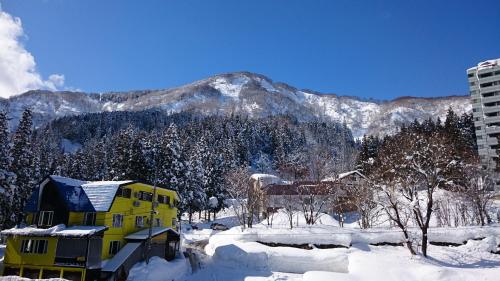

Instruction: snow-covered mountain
[0,72,471,138]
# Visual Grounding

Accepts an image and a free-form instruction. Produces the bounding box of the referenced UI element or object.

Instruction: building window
[158,195,170,205]
[38,211,54,227]
[476,126,482,131]
[479,72,493,78]
[135,216,144,228]
[171,218,177,228]
[21,239,48,254]
[470,81,476,86]
[154,218,161,227]
[109,241,121,255]
[112,214,123,228]
[117,187,132,198]
[136,191,153,202]
[83,212,96,226]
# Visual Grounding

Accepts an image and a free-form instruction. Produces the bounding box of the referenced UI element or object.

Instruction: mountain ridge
[0,71,472,138]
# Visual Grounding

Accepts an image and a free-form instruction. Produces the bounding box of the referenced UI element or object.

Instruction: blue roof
[51,176,95,212]
[25,175,95,212]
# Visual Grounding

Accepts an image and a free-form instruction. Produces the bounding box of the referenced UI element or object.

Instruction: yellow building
[1,175,180,281]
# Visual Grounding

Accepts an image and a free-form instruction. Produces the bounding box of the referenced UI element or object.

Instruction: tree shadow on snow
[425,255,500,269]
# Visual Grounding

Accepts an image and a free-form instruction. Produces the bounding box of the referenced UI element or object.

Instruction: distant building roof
[321,170,367,182]
[264,181,335,196]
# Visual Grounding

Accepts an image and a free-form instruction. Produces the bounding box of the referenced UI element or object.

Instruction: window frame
[117,187,132,198]
[108,241,121,256]
[20,239,48,254]
[135,216,144,228]
[38,211,54,227]
[112,214,123,228]
[83,212,96,226]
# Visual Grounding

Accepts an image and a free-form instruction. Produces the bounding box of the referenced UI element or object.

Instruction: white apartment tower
[468,58,500,191]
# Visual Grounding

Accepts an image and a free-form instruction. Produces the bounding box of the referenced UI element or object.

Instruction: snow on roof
[321,170,367,182]
[101,242,141,272]
[81,180,133,211]
[124,227,177,240]
[250,173,280,181]
[467,58,500,72]
[338,170,360,179]
[50,175,88,187]
[250,174,282,187]
[1,224,107,237]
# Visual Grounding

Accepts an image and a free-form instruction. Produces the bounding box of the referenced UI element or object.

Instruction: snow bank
[127,256,191,281]
[427,226,500,244]
[211,240,349,274]
[239,227,351,247]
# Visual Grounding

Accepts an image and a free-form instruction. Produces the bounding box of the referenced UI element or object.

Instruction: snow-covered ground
[1,206,499,281]
[127,256,191,281]
[176,208,500,281]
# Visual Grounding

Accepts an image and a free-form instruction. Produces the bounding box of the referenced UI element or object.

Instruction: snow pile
[210,241,349,274]
[351,229,405,245]
[204,212,350,274]
[461,236,498,254]
[127,256,191,281]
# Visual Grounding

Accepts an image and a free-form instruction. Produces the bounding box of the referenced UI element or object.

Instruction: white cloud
[0,9,65,99]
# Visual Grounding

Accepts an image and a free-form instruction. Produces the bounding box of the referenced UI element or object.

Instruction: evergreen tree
[185,137,208,221]
[10,109,35,224]
[0,111,16,228]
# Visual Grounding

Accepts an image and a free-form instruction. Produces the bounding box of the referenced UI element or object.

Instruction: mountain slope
[0,72,471,138]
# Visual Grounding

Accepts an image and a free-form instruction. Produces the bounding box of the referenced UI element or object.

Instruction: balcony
[481,94,500,104]
[480,84,500,93]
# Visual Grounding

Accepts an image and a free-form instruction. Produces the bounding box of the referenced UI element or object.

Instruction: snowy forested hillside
[0,72,471,138]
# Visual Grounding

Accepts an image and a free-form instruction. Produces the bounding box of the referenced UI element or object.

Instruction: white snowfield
[181,210,500,281]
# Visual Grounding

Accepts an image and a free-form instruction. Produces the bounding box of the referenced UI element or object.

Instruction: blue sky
[1,0,499,100]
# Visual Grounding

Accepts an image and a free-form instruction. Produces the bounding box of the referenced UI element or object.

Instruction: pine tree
[160,124,190,213]
[185,137,208,222]
[0,111,16,228]
[10,109,35,224]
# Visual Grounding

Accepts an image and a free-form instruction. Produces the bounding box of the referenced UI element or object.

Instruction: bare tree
[373,132,465,257]
[224,166,261,229]
[458,164,494,226]
[351,180,381,229]
[297,183,333,225]
[375,181,417,255]
[281,193,298,229]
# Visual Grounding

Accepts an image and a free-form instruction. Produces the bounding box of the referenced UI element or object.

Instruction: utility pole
[146,147,159,264]
[146,175,158,265]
